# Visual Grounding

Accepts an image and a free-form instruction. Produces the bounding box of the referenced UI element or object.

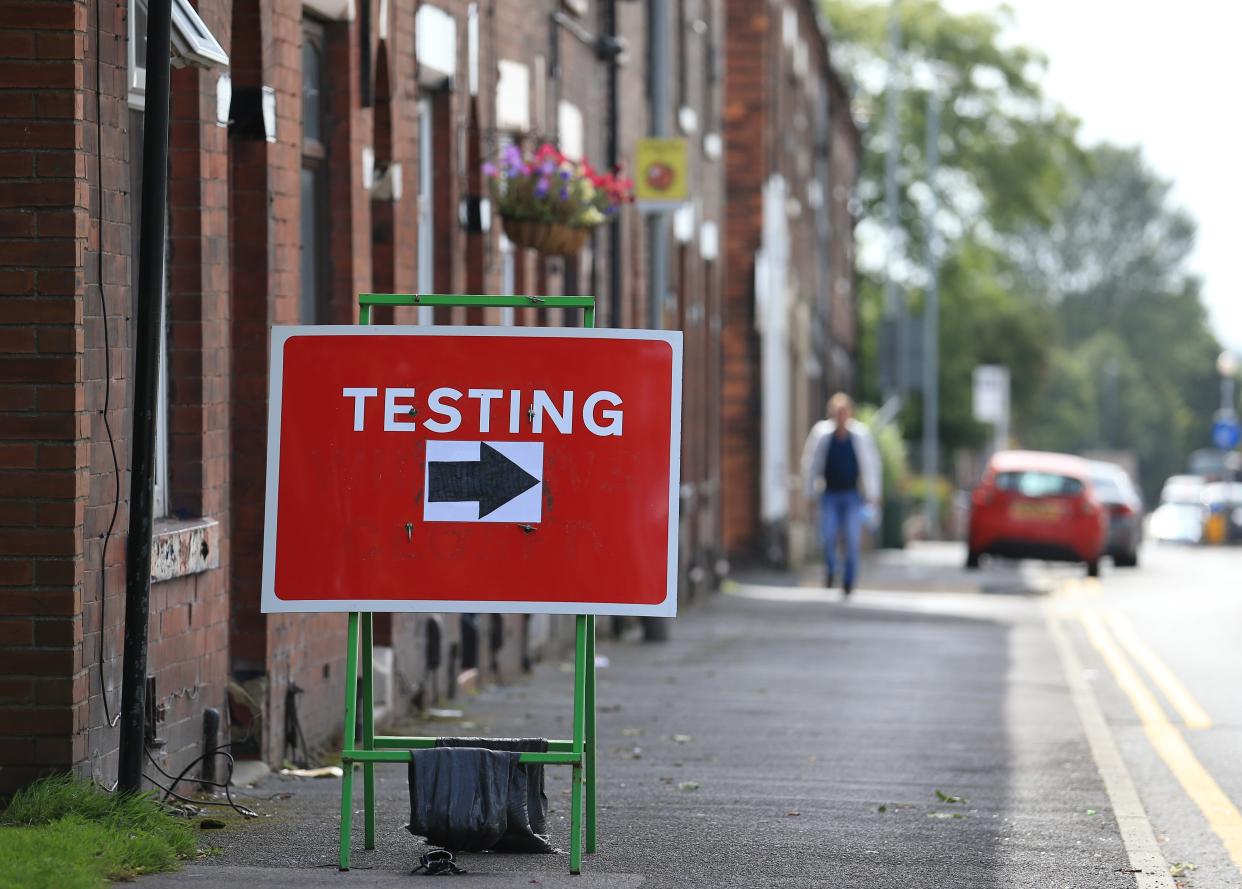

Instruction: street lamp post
[921,89,940,539]
[1218,350,1238,414]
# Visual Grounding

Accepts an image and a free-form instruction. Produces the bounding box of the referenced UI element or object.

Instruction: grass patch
[0,774,196,889]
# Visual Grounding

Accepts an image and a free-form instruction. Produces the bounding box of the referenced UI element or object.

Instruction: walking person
[801,393,882,597]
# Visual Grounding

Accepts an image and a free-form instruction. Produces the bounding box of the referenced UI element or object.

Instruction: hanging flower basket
[486,144,633,258]
[502,216,591,257]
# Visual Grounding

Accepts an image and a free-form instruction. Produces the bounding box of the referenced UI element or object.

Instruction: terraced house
[0,0,857,794]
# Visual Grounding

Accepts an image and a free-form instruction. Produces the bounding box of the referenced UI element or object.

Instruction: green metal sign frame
[338,293,599,874]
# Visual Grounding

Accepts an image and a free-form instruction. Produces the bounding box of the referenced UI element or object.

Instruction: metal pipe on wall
[646,0,670,331]
[118,0,174,793]
[604,0,621,328]
[643,0,671,642]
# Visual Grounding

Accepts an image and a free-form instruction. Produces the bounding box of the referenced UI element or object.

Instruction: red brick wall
[722,0,768,560]
[722,0,858,562]
[0,0,95,794]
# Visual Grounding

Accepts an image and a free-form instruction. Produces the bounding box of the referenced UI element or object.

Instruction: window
[302,34,324,144]
[154,270,170,517]
[495,60,530,133]
[128,0,229,109]
[498,233,516,325]
[300,20,330,324]
[128,111,170,517]
[129,0,148,103]
[995,472,1084,499]
[414,5,456,85]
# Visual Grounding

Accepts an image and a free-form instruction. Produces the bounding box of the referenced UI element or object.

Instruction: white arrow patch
[423,441,544,523]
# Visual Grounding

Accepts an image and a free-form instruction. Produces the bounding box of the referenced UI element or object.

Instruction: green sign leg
[361,612,377,849]
[585,615,598,853]
[339,612,360,870]
[569,615,587,874]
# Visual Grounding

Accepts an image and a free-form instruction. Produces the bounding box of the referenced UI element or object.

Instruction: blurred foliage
[856,404,910,497]
[825,1,1222,499]
[1014,147,1222,499]
[825,0,1075,455]
[904,472,955,529]
[823,0,1082,245]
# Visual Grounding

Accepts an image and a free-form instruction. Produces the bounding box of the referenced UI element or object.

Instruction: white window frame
[170,0,229,68]
[416,97,435,325]
[496,132,517,326]
[415,5,456,86]
[153,282,170,518]
[499,233,516,326]
[557,100,584,161]
[128,0,230,110]
[128,0,148,108]
[496,60,531,133]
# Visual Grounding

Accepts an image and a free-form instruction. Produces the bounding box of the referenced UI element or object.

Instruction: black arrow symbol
[427,443,540,518]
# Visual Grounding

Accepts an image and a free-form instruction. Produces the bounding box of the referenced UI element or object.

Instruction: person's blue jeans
[821,490,862,587]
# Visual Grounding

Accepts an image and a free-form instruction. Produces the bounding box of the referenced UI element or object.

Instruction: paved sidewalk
[798,540,1065,594]
[142,577,1142,888]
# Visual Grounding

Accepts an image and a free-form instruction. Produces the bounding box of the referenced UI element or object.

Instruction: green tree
[828,0,1220,498]
[822,0,1082,252]
[824,0,1077,454]
[1015,146,1221,496]
[1024,348,1098,454]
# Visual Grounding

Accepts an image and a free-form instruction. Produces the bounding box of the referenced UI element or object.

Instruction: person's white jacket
[801,418,883,504]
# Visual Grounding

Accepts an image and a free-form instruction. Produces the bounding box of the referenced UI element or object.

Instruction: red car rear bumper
[970,511,1107,563]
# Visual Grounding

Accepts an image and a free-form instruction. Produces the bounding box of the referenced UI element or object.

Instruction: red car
[967,450,1109,577]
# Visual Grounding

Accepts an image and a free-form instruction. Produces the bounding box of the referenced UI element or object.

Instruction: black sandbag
[407,746,554,854]
[407,747,512,852]
[436,737,549,838]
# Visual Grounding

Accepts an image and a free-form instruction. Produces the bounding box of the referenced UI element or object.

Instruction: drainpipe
[643,0,671,642]
[603,0,620,328]
[646,0,670,331]
[118,0,174,793]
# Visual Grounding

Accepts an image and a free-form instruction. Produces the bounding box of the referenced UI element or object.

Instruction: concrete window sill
[151,517,220,583]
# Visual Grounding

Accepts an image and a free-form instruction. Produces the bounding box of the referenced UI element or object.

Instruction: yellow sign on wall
[634,137,689,208]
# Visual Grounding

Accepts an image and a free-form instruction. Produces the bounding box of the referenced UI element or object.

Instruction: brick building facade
[722,0,859,564]
[0,0,854,794]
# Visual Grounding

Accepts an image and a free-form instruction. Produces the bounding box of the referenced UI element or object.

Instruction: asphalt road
[137,542,1242,888]
[1049,541,1242,889]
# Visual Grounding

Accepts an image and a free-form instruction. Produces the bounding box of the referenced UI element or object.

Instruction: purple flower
[535,176,551,198]
[502,144,522,167]
[559,169,572,181]
[482,162,498,177]
[604,205,618,216]
[540,159,556,175]
[559,187,569,200]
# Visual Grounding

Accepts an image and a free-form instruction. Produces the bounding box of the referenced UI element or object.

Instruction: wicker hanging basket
[501,216,590,257]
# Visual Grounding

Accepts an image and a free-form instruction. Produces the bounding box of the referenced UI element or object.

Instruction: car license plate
[1009,500,1064,522]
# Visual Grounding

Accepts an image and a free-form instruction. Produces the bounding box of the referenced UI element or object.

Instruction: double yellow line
[1057,594,1242,875]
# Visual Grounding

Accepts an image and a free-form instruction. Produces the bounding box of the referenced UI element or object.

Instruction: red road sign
[261,326,682,616]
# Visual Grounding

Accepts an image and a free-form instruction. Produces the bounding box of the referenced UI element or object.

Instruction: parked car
[967,450,1109,577]
[1150,474,1209,545]
[1148,501,1205,544]
[1088,461,1144,567]
[1160,474,1206,506]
